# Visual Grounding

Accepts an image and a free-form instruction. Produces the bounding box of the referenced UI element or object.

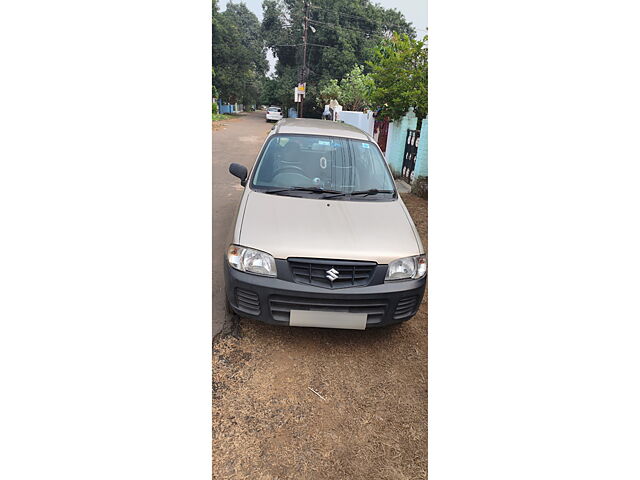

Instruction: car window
[349,140,396,192]
[251,135,395,200]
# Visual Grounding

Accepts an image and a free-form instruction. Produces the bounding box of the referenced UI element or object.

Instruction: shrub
[212,102,218,114]
[411,176,428,199]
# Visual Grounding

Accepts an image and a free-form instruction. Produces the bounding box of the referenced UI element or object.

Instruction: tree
[212,67,219,98]
[339,65,374,110]
[213,1,268,105]
[260,69,298,110]
[315,65,373,110]
[368,34,428,120]
[261,0,415,116]
[316,78,342,107]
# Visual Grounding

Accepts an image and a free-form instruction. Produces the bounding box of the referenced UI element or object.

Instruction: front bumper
[223,260,426,328]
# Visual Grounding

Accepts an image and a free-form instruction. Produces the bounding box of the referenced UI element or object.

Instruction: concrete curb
[395,179,411,193]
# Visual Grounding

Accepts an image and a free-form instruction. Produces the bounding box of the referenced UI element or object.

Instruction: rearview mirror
[229,163,248,186]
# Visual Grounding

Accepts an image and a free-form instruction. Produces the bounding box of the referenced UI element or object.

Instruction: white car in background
[266,106,283,122]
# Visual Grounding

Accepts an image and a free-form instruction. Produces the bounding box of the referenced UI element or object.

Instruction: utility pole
[298,0,310,118]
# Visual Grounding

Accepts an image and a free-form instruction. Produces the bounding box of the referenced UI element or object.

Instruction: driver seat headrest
[281,141,302,165]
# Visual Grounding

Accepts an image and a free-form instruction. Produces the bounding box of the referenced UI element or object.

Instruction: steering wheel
[272,171,312,186]
[275,165,305,175]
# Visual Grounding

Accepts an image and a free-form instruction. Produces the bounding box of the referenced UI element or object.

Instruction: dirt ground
[213,193,428,480]
[212,113,244,131]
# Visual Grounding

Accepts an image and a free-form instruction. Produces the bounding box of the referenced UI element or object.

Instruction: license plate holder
[289,310,367,330]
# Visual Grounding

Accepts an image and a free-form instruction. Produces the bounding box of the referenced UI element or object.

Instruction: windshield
[250,134,396,200]
[268,107,281,112]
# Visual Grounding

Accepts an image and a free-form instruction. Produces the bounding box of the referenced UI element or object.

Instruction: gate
[374,119,390,153]
[401,129,420,182]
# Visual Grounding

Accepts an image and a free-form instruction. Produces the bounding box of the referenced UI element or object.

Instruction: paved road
[213,111,272,338]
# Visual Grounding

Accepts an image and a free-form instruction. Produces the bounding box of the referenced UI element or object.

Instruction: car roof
[273,118,371,141]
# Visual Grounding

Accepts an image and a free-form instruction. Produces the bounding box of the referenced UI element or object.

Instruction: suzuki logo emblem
[326,268,339,282]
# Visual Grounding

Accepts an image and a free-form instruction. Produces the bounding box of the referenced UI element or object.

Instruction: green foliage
[260,67,298,110]
[213,1,267,105]
[368,34,428,120]
[316,78,342,107]
[339,65,374,110]
[212,113,233,122]
[212,101,218,114]
[261,0,415,115]
[316,65,373,110]
[212,67,219,98]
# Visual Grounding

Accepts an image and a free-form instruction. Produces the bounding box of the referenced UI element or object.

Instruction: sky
[219,0,428,74]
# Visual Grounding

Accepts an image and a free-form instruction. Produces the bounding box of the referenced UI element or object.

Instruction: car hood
[238,191,422,264]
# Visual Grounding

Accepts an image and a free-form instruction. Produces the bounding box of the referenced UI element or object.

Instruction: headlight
[385,254,427,281]
[227,245,277,277]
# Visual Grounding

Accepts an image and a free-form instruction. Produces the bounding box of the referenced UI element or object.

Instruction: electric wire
[307,18,395,38]
[308,4,428,33]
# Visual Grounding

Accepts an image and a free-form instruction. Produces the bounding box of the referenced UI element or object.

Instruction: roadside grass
[212,113,233,122]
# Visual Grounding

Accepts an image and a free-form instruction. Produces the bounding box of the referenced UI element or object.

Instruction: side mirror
[229,163,248,186]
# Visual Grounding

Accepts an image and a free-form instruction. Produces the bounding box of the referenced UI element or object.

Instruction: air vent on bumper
[235,288,260,316]
[393,296,419,320]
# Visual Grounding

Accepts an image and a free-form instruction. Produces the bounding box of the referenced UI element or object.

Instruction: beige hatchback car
[225,118,426,330]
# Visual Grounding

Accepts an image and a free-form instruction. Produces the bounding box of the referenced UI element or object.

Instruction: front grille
[394,296,419,320]
[235,288,260,315]
[288,258,377,289]
[269,295,388,323]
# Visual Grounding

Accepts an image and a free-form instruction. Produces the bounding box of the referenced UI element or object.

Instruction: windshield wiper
[262,186,342,195]
[323,189,396,199]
